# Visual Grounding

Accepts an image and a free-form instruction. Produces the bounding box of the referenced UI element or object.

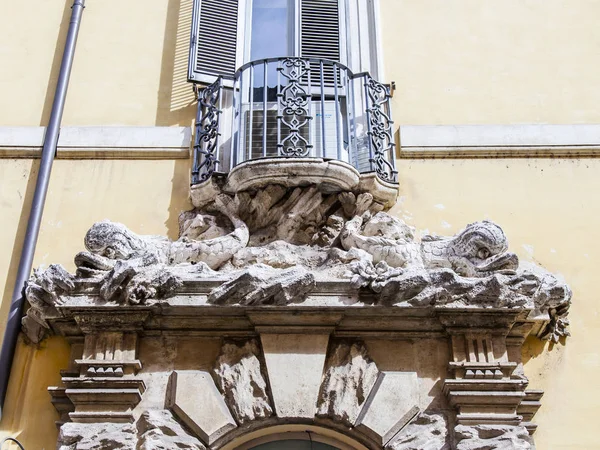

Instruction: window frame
[235,431,360,450]
[243,0,298,63]
[189,0,383,84]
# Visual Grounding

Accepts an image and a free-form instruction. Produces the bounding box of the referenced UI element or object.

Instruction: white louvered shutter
[188,0,240,84]
[300,0,341,67]
[301,0,344,159]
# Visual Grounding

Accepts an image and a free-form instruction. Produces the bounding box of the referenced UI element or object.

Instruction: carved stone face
[181,214,226,240]
[84,221,145,260]
[451,221,519,274]
[363,212,415,241]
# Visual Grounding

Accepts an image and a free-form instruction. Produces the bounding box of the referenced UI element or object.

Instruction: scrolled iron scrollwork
[192,78,222,184]
[190,58,398,186]
[365,76,397,183]
[277,58,312,157]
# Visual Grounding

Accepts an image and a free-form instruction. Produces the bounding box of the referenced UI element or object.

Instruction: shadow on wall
[166,159,193,241]
[521,336,550,366]
[39,0,73,126]
[0,161,40,339]
[156,0,197,127]
[0,159,69,445]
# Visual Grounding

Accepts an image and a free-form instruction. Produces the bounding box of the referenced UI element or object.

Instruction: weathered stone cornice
[50,295,537,342]
[25,181,569,449]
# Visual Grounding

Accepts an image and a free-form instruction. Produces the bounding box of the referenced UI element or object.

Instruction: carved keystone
[261,333,329,419]
[355,372,420,447]
[166,371,237,445]
[317,341,379,425]
[213,340,273,424]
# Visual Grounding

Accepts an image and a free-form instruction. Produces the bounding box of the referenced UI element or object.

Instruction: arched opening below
[247,436,339,450]
[221,425,369,450]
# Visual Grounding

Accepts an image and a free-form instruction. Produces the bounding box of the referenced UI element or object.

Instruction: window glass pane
[249,439,340,450]
[250,0,292,60]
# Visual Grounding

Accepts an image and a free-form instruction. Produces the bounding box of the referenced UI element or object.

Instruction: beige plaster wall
[3,0,600,128]
[0,157,192,447]
[0,1,65,127]
[0,0,196,127]
[393,157,600,449]
[380,0,600,124]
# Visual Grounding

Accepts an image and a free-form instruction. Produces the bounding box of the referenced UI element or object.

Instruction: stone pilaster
[50,310,149,424]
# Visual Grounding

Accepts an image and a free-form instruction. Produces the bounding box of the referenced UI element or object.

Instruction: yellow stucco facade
[1,1,599,449]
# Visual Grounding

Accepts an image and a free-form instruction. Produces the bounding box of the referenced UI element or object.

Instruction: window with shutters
[188,0,397,186]
[188,0,381,84]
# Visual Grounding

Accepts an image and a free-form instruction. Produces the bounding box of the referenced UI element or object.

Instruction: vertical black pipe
[0,0,86,419]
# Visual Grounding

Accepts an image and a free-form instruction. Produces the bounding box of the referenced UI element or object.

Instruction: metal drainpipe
[0,0,86,419]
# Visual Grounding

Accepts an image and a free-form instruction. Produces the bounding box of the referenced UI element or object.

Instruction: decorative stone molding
[29,180,570,449]
[0,126,191,159]
[192,159,398,209]
[167,371,237,445]
[213,340,273,423]
[399,124,600,159]
[61,330,145,424]
[317,341,380,426]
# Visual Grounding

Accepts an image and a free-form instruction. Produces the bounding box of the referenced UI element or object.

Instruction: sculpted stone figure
[340,193,422,268]
[420,221,519,277]
[75,194,248,301]
[339,193,570,341]
[22,184,571,345]
[340,193,518,276]
[83,194,248,270]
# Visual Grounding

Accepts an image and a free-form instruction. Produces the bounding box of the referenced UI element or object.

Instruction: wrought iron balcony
[191,57,397,186]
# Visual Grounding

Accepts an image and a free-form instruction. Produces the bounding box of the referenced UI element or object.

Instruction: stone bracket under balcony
[190,157,399,209]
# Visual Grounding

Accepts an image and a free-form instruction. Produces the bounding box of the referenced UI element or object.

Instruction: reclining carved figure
[28,195,248,306]
[21,189,571,345]
[340,193,518,276]
[81,194,248,300]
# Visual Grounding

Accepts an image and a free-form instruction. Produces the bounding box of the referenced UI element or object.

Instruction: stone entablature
[22,178,570,449]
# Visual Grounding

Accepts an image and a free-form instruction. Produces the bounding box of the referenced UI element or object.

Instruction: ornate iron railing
[191,57,397,185]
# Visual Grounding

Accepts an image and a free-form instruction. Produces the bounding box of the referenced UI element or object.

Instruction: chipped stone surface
[208,264,316,306]
[386,412,450,450]
[137,409,206,450]
[317,341,379,425]
[455,425,533,450]
[232,240,327,269]
[57,422,137,450]
[166,370,237,445]
[213,340,273,424]
[22,264,73,343]
[27,182,570,450]
[355,371,420,446]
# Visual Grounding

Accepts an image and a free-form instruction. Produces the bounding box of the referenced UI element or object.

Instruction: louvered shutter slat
[301,0,341,63]
[301,0,341,87]
[189,0,239,83]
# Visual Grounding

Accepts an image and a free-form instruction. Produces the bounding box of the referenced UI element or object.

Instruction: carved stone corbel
[50,311,149,425]
[440,312,536,448]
